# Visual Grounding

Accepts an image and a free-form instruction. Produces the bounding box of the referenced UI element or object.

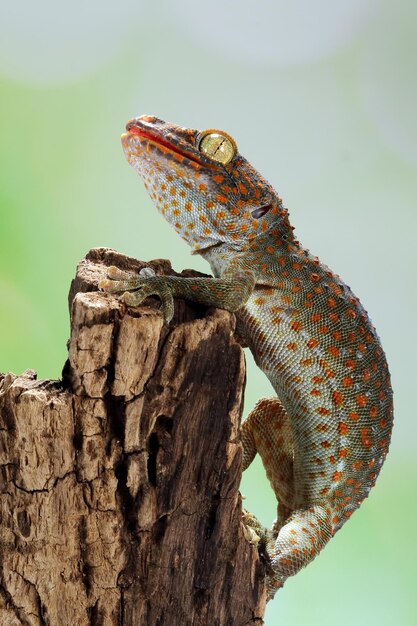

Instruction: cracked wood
[0,247,266,626]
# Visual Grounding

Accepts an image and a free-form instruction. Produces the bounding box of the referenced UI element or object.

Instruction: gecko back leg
[241,397,295,525]
[241,398,334,599]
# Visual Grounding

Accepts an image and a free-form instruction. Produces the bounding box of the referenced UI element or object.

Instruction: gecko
[100,115,393,599]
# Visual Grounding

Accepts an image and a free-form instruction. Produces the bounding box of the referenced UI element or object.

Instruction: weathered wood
[0,248,266,625]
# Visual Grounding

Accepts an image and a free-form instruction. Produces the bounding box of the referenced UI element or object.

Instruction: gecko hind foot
[242,510,283,599]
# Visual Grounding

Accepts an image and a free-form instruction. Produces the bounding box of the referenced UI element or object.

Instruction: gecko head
[122,115,292,252]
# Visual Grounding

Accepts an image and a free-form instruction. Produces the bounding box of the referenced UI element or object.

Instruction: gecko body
[101,115,393,598]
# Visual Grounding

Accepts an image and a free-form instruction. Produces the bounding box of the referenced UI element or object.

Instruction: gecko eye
[196,129,237,165]
[251,204,271,219]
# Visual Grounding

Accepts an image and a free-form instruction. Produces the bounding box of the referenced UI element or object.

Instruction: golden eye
[197,129,237,165]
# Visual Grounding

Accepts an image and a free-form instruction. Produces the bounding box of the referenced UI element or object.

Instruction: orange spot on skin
[311,312,322,323]
[287,342,298,350]
[349,411,360,421]
[317,407,331,416]
[338,421,349,435]
[216,194,228,204]
[327,297,337,308]
[343,376,353,388]
[212,174,224,183]
[361,427,372,448]
[356,394,368,407]
[291,320,302,331]
[312,376,324,384]
[332,471,343,482]
[369,406,378,418]
[310,273,320,282]
[332,391,344,406]
[307,338,318,349]
[328,345,340,357]
[330,283,343,296]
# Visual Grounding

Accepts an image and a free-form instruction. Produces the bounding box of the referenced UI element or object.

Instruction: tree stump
[0,248,266,626]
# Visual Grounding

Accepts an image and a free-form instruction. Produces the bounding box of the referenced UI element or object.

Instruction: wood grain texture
[0,248,266,626]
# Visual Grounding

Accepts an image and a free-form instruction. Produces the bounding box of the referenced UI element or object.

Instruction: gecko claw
[243,524,261,546]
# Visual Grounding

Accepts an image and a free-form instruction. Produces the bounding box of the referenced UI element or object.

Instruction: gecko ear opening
[251,204,271,219]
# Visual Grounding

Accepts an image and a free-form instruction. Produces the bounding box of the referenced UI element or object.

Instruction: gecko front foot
[99,266,174,322]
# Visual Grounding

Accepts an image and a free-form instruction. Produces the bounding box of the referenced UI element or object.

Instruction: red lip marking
[128,126,203,166]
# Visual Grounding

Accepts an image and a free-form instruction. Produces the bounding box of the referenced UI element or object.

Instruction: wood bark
[0,248,266,626]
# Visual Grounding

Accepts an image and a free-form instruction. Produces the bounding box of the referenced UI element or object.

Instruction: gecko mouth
[126,125,205,167]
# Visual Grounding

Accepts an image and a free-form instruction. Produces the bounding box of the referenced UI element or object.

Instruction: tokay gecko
[100,115,393,599]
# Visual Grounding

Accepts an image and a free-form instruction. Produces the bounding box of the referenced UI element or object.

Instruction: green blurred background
[0,1,415,623]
